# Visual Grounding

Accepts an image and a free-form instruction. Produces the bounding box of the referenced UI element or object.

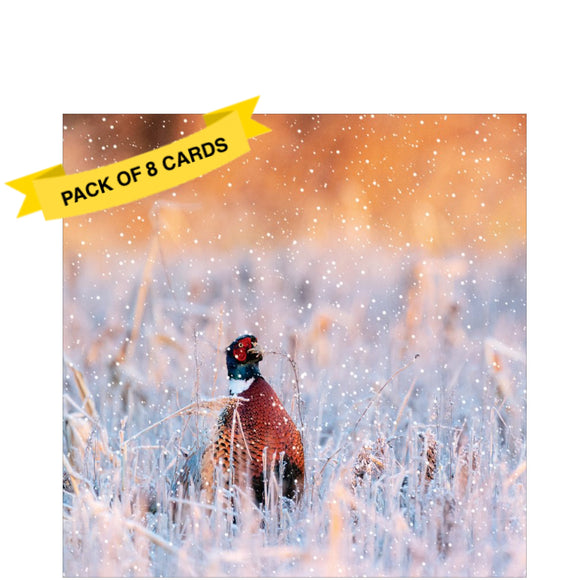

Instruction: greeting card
[11,104,526,577]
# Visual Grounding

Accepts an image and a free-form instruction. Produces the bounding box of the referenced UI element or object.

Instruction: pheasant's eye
[238,342,244,348]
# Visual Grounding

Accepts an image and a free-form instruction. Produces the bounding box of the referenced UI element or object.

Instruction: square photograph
[62,113,526,577]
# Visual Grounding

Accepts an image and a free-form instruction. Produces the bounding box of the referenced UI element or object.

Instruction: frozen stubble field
[63,228,526,577]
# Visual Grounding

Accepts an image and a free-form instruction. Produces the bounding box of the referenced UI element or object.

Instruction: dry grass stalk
[64,412,112,473]
[267,350,305,434]
[503,460,527,492]
[125,237,159,362]
[69,363,97,419]
[454,439,480,497]
[390,377,417,436]
[121,395,248,449]
[63,454,82,495]
[435,493,456,557]
[325,483,357,574]
[65,365,116,484]
[484,339,526,428]
[419,430,438,492]
[123,514,178,554]
[351,437,388,490]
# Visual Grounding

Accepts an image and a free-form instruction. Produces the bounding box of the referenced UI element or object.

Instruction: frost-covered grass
[63,235,526,577]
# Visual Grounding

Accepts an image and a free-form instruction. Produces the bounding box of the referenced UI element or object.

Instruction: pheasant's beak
[247,344,263,362]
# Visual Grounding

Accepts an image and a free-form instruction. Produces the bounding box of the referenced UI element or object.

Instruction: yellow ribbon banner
[7,97,270,220]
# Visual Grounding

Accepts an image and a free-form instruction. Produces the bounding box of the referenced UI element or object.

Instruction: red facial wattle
[233,336,253,362]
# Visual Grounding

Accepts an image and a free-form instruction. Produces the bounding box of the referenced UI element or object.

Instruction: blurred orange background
[63,114,525,258]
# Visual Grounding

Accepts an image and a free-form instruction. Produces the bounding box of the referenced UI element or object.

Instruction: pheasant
[173,334,305,506]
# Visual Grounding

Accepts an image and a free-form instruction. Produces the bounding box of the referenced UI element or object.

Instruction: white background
[1,2,578,578]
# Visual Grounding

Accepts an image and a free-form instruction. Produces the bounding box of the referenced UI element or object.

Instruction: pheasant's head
[226,334,263,382]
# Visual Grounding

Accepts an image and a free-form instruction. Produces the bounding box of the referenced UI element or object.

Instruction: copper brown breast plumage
[208,376,305,503]
[175,335,305,506]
